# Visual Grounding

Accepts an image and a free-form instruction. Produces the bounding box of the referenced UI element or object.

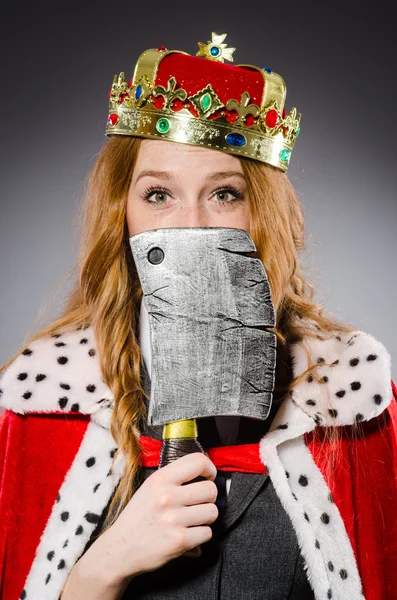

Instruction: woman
[1,33,396,600]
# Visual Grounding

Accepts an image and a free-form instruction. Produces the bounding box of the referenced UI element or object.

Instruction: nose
[170,201,211,228]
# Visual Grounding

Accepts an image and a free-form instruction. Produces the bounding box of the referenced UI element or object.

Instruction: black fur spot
[60,511,69,522]
[327,588,332,598]
[93,483,101,493]
[71,403,80,411]
[335,390,346,398]
[285,470,290,478]
[315,539,320,549]
[110,448,117,458]
[57,356,68,365]
[367,354,377,361]
[350,381,361,391]
[86,457,96,468]
[317,357,325,363]
[20,590,27,599]
[36,374,46,382]
[45,573,51,584]
[57,559,66,570]
[22,391,32,400]
[306,399,316,406]
[319,376,329,384]
[328,492,334,503]
[340,569,348,579]
[88,348,96,357]
[80,338,88,344]
[355,413,364,423]
[55,342,66,347]
[373,394,383,405]
[51,333,62,338]
[63,539,69,548]
[304,512,310,522]
[86,384,96,393]
[47,550,55,561]
[22,348,33,356]
[277,423,288,430]
[292,492,298,501]
[349,358,359,367]
[17,373,28,381]
[328,409,338,418]
[299,475,309,486]
[307,374,314,383]
[75,525,83,535]
[331,359,339,366]
[58,397,68,409]
[321,512,330,524]
[60,382,70,390]
[328,561,334,571]
[84,512,100,524]
[56,493,61,503]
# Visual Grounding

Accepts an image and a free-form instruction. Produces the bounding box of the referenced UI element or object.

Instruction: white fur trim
[0,327,114,418]
[21,419,125,600]
[289,329,392,426]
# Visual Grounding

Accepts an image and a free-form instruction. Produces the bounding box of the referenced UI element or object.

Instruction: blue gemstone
[263,66,273,73]
[210,46,220,56]
[225,132,247,147]
[135,85,142,99]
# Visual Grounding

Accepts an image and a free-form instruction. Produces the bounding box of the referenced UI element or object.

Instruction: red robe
[0,326,396,600]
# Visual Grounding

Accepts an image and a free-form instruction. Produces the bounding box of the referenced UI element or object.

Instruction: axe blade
[129,227,277,426]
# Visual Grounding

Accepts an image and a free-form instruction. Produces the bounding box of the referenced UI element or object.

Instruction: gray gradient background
[0,1,396,379]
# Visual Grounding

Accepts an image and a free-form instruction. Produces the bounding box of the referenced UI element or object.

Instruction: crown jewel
[105,33,301,171]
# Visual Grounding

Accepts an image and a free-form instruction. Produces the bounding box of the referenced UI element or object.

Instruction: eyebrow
[134,169,246,184]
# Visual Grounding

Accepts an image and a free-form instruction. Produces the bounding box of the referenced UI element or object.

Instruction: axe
[129,227,276,555]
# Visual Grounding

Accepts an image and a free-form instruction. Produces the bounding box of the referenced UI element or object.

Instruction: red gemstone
[108,114,119,126]
[265,109,279,128]
[119,93,129,104]
[128,78,133,87]
[282,107,286,119]
[157,46,167,51]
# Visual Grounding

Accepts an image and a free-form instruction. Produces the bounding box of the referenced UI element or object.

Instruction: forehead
[134,139,243,174]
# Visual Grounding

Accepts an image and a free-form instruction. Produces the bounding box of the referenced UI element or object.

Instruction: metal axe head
[129,227,277,426]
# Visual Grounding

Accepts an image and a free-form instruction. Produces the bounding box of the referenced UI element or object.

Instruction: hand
[81,452,219,586]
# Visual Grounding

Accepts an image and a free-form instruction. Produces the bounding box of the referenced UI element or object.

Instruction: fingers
[160,453,217,486]
[178,479,218,506]
[179,503,219,527]
[183,526,213,551]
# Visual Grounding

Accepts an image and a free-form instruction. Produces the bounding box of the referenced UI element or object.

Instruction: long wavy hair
[0,135,356,532]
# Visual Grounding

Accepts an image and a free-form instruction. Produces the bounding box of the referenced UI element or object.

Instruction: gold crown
[105,33,301,172]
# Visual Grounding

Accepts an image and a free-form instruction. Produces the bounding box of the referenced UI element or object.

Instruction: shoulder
[0,326,114,428]
[289,328,393,427]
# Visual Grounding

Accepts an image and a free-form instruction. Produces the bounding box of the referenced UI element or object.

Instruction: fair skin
[60,141,251,599]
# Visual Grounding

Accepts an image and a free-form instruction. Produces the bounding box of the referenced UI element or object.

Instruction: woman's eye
[152,192,167,203]
[142,189,170,203]
[215,191,229,201]
[213,188,243,203]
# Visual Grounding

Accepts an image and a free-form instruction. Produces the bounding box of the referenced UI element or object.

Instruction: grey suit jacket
[83,363,315,599]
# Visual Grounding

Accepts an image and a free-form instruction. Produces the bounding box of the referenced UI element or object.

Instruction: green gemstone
[296,125,300,138]
[156,118,170,133]
[279,149,291,163]
[200,93,212,112]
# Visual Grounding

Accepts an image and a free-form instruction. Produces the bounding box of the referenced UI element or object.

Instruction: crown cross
[226,92,260,126]
[153,76,187,110]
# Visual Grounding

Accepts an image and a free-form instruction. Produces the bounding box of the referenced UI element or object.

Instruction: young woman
[1,34,396,600]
